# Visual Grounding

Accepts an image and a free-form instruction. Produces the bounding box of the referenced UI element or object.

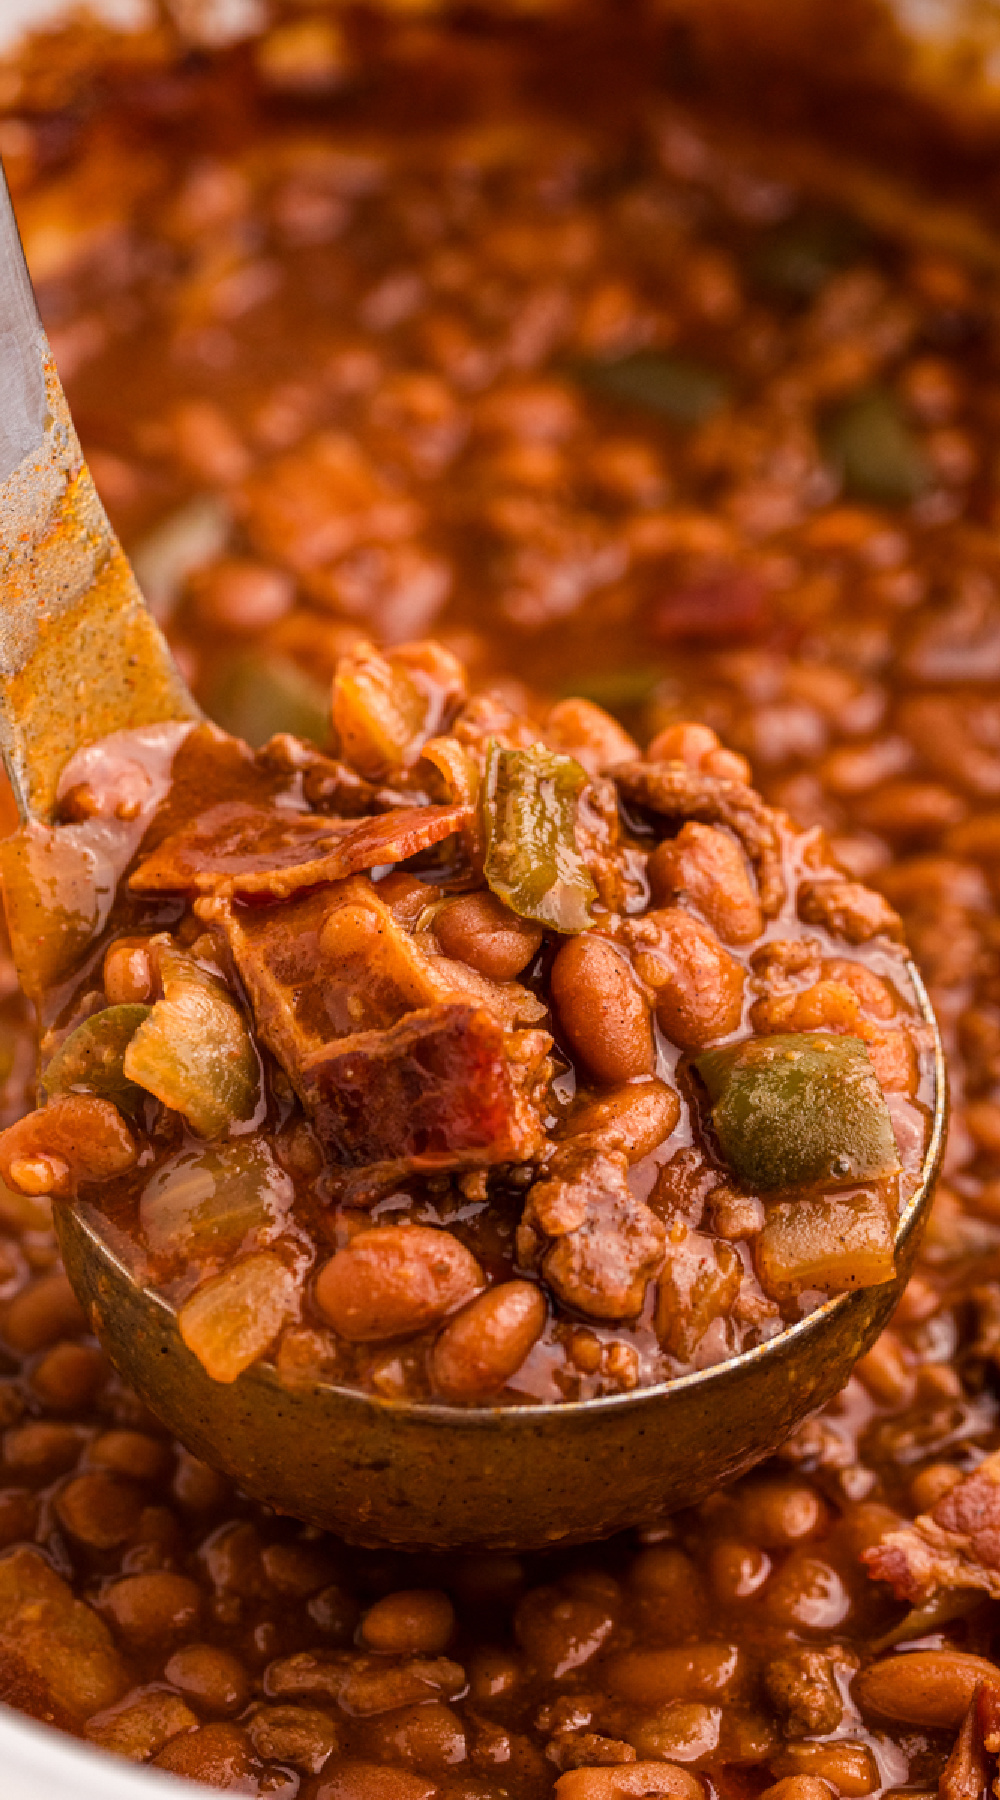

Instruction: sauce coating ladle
[0,166,948,1550]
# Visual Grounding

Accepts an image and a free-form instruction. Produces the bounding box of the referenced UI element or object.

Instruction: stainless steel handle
[0,164,47,483]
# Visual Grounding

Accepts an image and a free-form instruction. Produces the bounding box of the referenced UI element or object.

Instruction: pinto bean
[768,1742,878,1796]
[103,941,155,1005]
[164,1643,251,1715]
[551,935,655,1085]
[603,1642,743,1706]
[853,1650,1000,1729]
[555,1764,705,1800]
[627,909,744,1050]
[98,1571,203,1646]
[647,823,763,944]
[360,1589,456,1656]
[430,1280,547,1401]
[315,1766,438,1800]
[315,1226,484,1341]
[434,890,542,981]
[568,1079,680,1162]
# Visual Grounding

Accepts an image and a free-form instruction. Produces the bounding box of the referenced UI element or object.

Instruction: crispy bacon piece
[130,800,468,900]
[864,1450,1000,1602]
[300,1003,547,1173]
[611,760,785,916]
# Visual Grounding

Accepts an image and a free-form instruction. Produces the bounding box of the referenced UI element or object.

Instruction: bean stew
[1,1,1000,1796]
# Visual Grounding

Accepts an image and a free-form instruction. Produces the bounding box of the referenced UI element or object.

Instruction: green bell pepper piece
[577,351,730,425]
[206,652,330,749]
[42,1004,152,1120]
[695,1031,900,1193]
[482,739,597,934]
[822,388,930,506]
[124,949,259,1139]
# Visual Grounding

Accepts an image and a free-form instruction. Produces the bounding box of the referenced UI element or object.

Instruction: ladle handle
[0,162,199,825]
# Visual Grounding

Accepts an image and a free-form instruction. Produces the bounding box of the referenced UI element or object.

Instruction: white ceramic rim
[1,1702,215,1796]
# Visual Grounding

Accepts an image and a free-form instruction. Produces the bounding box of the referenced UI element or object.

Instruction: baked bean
[55,1471,144,1549]
[648,823,763,944]
[89,1429,172,1483]
[627,909,744,1050]
[247,1703,340,1772]
[152,1720,261,1783]
[99,1571,203,1645]
[544,697,639,775]
[467,1647,523,1703]
[646,723,721,767]
[315,1766,438,1800]
[172,1450,231,1514]
[165,1643,252,1715]
[708,1540,771,1602]
[102,941,154,1006]
[315,1226,484,1341]
[262,1538,338,1598]
[514,1583,618,1681]
[435,890,543,981]
[0,1486,39,1547]
[84,1689,199,1762]
[0,1272,87,1353]
[4,1420,85,1480]
[908,1461,962,1512]
[365,1699,467,1774]
[551,935,655,1084]
[768,1742,879,1796]
[360,1589,456,1656]
[628,1547,708,1642]
[555,1760,706,1798]
[734,1479,827,1548]
[763,1555,850,1632]
[308,1583,362,1642]
[604,1643,743,1706]
[853,1650,1000,1729]
[568,1079,680,1162]
[856,1332,916,1407]
[31,1341,107,1409]
[761,1780,836,1800]
[430,1280,546,1402]
[189,557,295,633]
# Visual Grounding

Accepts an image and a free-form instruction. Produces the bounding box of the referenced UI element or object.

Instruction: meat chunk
[764,1648,856,1737]
[519,1146,665,1320]
[611,760,786,916]
[798,879,903,944]
[302,1005,548,1177]
[864,1449,1000,1602]
[257,735,419,817]
[131,800,468,900]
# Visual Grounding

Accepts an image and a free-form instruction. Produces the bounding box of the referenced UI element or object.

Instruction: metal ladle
[0,167,947,1550]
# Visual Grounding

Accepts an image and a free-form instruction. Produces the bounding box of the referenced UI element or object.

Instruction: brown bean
[55,1471,144,1549]
[735,1480,827,1548]
[435,889,543,981]
[909,1462,962,1513]
[262,1538,338,1598]
[315,1765,438,1800]
[555,1765,705,1800]
[544,697,639,774]
[763,1554,850,1632]
[247,1703,340,1772]
[769,1743,878,1796]
[99,1571,203,1645]
[551,935,655,1085]
[603,1643,743,1706]
[89,1429,172,1484]
[152,1721,260,1783]
[514,1584,617,1681]
[761,1780,837,1800]
[568,1079,680,1162]
[360,1588,455,1656]
[853,1650,1000,1729]
[189,556,294,633]
[467,1647,523,1703]
[0,1487,39,1547]
[163,1643,251,1716]
[628,909,744,1050]
[103,941,154,1006]
[430,1280,546,1402]
[1,1273,88,1354]
[4,1421,85,1480]
[365,1699,467,1775]
[708,1540,771,1603]
[315,1226,483,1342]
[31,1342,107,1410]
[648,823,763,944]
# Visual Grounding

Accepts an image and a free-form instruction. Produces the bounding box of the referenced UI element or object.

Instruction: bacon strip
[864,1450,1000,1602]
[130,800,468,900]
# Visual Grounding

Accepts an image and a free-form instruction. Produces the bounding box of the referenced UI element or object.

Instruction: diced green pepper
[123,949,259,1138]
[42,1005,152,1120]
[695,1032,900,1193]
[822,388,930,505]
[139,1139,292,1263]
[205,653,330,749]
[576,352,730,425]
[751,211,865,300]
[482,740,597,934]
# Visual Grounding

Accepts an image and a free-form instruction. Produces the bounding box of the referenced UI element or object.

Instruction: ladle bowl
[1,159,947,1551]
[56,973,944,1550]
